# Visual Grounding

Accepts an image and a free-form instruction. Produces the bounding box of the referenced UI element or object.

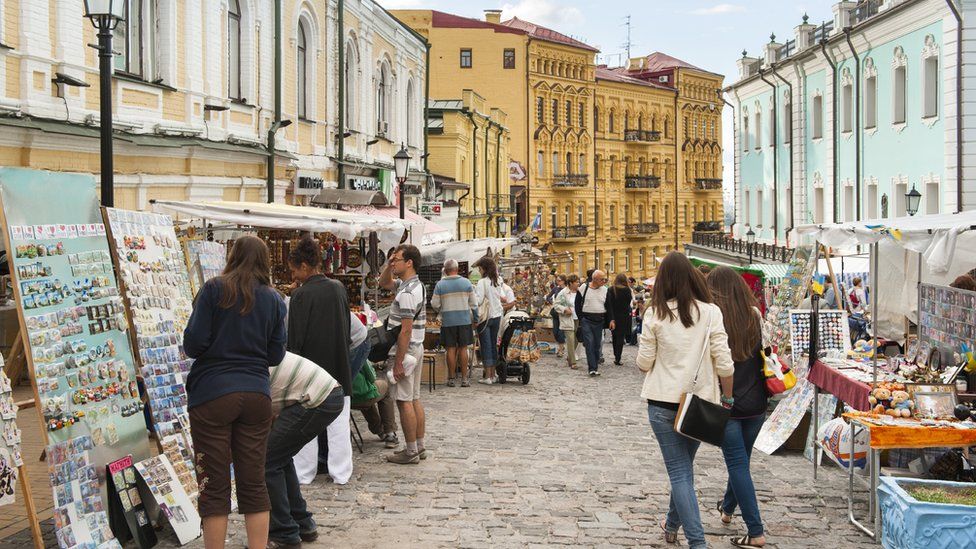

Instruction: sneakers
[383,432,399,449]
[589,371,597,377]
[446,377,456,387]
[594,370,602,376]
[477,377,494,385]
[461,379,470,387]
[395,447,428,460]
[387,450,420,464]
[266,541,302,549]
[299,529,319,543]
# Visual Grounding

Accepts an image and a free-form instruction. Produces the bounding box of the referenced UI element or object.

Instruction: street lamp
[497,216,510,237]
[905,184,922,217]
[84,0,125,207]
[394,145,411,220]
[746,227,756,265]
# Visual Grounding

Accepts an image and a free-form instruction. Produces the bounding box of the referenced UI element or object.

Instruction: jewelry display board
[762,244,818,354]
[105,208,193,440]
[0,168,150,549]
[789,309,851,365]
[918,282,976,355]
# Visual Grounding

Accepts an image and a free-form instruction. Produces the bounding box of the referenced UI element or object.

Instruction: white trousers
[292,395,353,485]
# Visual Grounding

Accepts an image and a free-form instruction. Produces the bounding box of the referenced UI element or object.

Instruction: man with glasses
[575,270,611,377]
[379,244,428,464]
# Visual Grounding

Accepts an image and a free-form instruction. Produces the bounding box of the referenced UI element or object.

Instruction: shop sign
[420,201,442,217]
[347,175,381,192]
[509,161,526,181]
[295,176,324,196]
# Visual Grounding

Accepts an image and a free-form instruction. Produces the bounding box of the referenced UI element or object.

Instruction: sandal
[717,500,733,524]
[731,534,765,548]
[660,520,678,544]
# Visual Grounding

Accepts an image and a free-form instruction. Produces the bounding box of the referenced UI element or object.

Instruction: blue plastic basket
[878,476,976,549]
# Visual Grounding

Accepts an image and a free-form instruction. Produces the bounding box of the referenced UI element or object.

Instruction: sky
[377,0,840,205]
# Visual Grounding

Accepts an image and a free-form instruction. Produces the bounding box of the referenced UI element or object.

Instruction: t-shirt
[475,276,505,320]
[389,275,426,349]
[269,352,339,414]
[501,283,516,307]
[349,311,368,349]
[582,284,608,314]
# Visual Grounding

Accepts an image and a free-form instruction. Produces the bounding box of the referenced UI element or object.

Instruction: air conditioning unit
[658,76,669,83]
[377,121,389,136]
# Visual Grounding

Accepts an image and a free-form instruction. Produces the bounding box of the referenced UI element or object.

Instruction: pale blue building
[722,0,974,250]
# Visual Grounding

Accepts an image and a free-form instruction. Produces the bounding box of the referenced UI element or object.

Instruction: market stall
[689,258,769,314]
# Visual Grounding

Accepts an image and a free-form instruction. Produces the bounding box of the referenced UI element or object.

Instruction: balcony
[692,232,793,263]
[693,221,723,232]
[852,0,883,25]
[488,193,513,213]
[552,174,589,188]
[625,175,661,190]
[624,223,661,237]
[695,178,723,191]
[624,129,662,143]
[550,225,589,240]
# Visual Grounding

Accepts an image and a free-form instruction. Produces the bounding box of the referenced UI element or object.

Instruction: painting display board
[0,168,150,548]
[184,240,226,296]
[918,282,976,356]
[106,455,157,549]
[0,363,21,506]
[133,454,201,545]
[48,435,121,548]
[105,208,194,439]
[160,432,198,504]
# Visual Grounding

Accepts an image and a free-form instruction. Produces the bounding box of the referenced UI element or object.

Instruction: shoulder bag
[674,309,730,447]
[477,281,492,329]
[367,282,425,363]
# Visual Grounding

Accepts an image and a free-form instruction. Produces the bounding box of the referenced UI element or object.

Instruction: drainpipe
[337,0,345,189]
[758,67,779,245]
[673,83,680,250]
[525,39,532,233]
[770,64,795,241]
[819,29,840,223]
[456,187,471,238]
[844,28,861,220]
[424,40,431,177]
[467,110,478,221]
[495,121,503,236]
[484,119,491,236]
[718,89,736,230]
[946,0,963,212]
[266,0,282,203]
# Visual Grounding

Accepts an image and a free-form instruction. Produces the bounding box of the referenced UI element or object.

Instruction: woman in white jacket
[636,252,735,549]
[552,274,581,369]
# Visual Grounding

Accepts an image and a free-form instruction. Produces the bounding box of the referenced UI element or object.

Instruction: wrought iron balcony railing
[853,0,883,25]
[625,175,662,190]
[693,220,723,232]
[624,129,662,143]
[488,193,513,213]
[551,225,589,239]
[695,178,723,190]
[692,232,793,263]
[552,174,589,188]
[624,223,661,237]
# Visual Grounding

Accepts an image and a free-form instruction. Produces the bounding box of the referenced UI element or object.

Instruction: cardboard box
[420,352,449,385]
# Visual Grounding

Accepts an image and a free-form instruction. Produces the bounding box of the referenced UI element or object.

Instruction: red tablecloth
[808,360,872,411]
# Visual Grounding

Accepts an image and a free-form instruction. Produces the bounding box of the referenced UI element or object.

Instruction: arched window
[609,110,615,133]
[115,0,158,79]
[297,20,309,119]
[566,152,573,174]
[377,61,392,136]
[593,106,600,131]
[406,79,416,145]
[227,0,241,98]
[345,39,359,130]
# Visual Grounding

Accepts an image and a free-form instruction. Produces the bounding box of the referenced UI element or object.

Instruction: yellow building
[427,91,511,240]
[0,0,426,210]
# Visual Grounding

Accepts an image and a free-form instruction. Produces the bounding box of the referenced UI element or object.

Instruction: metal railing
[624,223,661,236]
[853,0,883,25]
[692,232,793,263]
[693,221,722,232]
[489,193,513,213]
[812,21,834,44]
[777,39,796,61]
[625,175,662,190]
[551,225,589,239]
[552,174,589,188]
[624,129,662,143]
[695,178,723,190]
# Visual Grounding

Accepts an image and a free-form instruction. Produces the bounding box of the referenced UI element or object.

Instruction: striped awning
[746,263,791,284]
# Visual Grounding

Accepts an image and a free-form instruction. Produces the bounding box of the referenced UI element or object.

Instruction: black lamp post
[746,227,756,264]
[84,0,124,207]
[393,146,411,220]
[497,216,510,237]
[905,185,922,216]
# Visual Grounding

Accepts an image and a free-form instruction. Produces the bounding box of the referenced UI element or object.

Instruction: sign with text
[106,455,157,549]
[420,201,442,217]
[294,176,324,196]
[346,175,381,192]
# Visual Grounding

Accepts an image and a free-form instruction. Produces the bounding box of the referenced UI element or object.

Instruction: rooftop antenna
[622,15,633,62]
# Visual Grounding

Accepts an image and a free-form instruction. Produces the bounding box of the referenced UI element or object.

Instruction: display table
[808,360,872,412]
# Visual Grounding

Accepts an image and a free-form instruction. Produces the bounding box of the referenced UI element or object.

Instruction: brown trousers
[189,392,273,517]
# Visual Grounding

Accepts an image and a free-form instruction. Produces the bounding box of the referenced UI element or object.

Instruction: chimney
[795,13,817,51]
[833,1,858,33]
[737,50,760,80]
[484,9,502,24]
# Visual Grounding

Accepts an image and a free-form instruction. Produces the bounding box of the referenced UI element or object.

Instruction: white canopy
[152,200,409,250]
[796,210,976,274]
[420,237,517,266]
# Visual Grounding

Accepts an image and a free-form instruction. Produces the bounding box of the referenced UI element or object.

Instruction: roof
[430,11,526,35]
[501,17,599,52]
[596,67,672,90]
[427,99,464,110]
[641,52,707,73]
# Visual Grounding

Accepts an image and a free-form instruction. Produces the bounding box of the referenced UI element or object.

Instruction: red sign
[108,455,134,474]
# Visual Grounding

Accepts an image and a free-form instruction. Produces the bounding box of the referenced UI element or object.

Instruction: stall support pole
[872,242,879,384]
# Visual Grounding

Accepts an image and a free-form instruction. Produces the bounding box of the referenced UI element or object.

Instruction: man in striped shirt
[265,353,345,547]
[379,244,428,465]
[431,259,478,387]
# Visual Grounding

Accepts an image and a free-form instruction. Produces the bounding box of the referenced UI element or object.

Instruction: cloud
[375,0,430,8]
[501,0,584,29]
[690,4,746,15]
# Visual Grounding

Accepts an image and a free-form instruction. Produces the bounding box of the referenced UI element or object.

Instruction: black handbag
[367,317,400,363]
[673,310,730,447]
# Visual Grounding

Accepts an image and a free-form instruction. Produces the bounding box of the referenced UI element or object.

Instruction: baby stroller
[497,311,537,385]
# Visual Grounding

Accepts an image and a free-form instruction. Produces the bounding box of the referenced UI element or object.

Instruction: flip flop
[717,500,733,524]
[660,520,678,544]
[731,535,765,548]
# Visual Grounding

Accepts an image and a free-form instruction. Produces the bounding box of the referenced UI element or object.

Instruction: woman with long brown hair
[473,256,506,383]
[636,252,734,549]
[184,235,287,549]
[706,267,767,548]
[607,272,633,365]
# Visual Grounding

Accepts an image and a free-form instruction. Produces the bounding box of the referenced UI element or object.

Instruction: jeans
[561,319,578,368]
[266,388,345,543]
[720,415,767,537]
[610,323,629,363]
[550,309,565,344]
[349,339,371,382]
[648,404,707,549]
[580,317,604,373]
[478,316,501,366]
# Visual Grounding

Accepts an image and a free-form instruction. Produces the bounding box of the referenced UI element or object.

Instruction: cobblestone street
[6,342,879,548]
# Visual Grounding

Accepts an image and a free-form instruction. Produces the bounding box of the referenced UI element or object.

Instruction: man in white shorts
[379,244,427,465]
